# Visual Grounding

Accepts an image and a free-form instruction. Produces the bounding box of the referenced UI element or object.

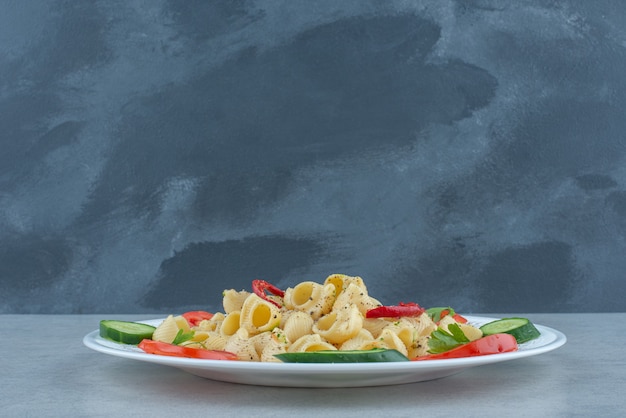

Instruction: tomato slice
[413,333,518,360]
[181,310,214,327]
[138,339,238,360]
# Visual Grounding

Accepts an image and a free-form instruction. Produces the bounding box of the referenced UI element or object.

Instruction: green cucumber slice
[99,320,156,344]
[274,348,409,363]
[479,317,541,344]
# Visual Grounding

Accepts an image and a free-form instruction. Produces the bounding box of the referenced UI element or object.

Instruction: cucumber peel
[274,348,410,363]
[99,320,156,344]
[479,317,540,344]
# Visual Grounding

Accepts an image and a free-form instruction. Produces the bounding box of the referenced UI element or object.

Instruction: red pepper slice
[366,302,425,319]
[181,310,214,327]
[412,333,518,360]
[138,339,238,360]
[251,279,285,308]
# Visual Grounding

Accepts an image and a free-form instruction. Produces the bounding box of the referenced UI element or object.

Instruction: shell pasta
[151,274,458,362]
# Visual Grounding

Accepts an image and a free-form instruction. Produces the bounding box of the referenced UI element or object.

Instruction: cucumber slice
[99,320,156,344]
[274,348,410,363]
[479,317,540,344]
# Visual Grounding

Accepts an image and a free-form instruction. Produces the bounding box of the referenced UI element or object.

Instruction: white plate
[83,316,566,388]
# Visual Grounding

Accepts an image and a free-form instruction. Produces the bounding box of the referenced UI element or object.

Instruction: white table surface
[1,313,623,417]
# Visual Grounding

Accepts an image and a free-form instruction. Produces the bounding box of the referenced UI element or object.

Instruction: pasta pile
[151,274,440,361]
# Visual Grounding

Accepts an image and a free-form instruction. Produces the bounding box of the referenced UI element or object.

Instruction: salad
[99,274,541,363]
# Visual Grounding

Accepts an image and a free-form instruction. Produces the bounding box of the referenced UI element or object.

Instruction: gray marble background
[1,0,625,314]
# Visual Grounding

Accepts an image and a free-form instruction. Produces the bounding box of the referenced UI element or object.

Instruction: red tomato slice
[138,339,238,360]
[413,334,518,360]
[181,311,214,327]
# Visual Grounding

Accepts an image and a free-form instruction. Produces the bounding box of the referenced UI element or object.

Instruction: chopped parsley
[427,323,469,354]
[172,329,195,345]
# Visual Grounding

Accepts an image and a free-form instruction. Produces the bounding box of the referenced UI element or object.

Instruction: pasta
[222,290,250,314]
[312,304,363,344]
[203,331,228,351]
[250,329,288,362]
[281,311,314,343]
[363,328,409,356]
[197,312,224,332]
[283,281,334,319]
[288,334,337,352]
[239,294,282,335]
[224,328,259,361]
[151,315,180,343]
[150,273,476,362]
[439,315,482,341]
[330,282,380,315]
[218,310,241,337]
[339,328,375,351]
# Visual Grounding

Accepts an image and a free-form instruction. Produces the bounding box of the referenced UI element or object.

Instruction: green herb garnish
[172,329,195,345]
[425,306,456,321]
[427,323,469,354]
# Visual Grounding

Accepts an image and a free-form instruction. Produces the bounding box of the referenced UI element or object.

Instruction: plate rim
[83,315,567,373]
